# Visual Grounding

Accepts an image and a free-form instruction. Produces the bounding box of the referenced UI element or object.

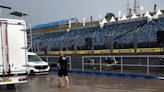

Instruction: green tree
[105,13,115,22]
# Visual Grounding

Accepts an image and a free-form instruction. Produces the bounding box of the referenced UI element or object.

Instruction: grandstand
[31,11,164,55]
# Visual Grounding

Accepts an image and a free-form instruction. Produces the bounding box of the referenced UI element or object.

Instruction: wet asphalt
[1,72,164,92]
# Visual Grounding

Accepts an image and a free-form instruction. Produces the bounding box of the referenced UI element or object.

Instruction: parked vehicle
[27,52,50,75]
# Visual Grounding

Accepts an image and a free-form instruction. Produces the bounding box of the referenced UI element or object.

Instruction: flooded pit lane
[1,73,164,92]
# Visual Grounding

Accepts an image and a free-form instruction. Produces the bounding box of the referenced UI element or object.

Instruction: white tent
[121,15,128,20]
[154,10,163,19]
[99,18,108,28]
[144,11,152,18]
[156,9,163,15]
[102,18,108,24]
[110,16,116,22]
[131,13,138,19]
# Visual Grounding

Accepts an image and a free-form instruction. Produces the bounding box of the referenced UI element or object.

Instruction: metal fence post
[100,57,102,72]
[69,56,72,70]
[46,56,49,63]
[147,56,150,75]
[82,57,84,71]
[121,57,123,73]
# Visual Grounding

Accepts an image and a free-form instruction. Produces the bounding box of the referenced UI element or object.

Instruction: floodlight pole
[66,29,70,51]
[21,13,24,20]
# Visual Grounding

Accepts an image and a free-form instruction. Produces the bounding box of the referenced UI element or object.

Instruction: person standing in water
[57,51,69,88]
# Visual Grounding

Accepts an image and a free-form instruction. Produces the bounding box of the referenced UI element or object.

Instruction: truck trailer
[0,18,28,85]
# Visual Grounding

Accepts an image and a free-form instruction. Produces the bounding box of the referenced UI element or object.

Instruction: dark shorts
[58,69,68,77]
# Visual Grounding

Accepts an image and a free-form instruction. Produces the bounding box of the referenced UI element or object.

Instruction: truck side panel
[0,24,3,73]
[8,24,27,74]
[0,18,28,85]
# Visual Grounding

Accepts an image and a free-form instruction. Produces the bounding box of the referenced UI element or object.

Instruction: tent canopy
[131,13,138,19]
[144,11,152,18]
[156,10,162,15]
[110,16,116,22]
[121,15,128,20]
[99,18,108,28]
[154,10,163,19]
[101,18,108,24]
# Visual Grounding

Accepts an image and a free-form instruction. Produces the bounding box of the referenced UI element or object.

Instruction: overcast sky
[1,0,164,26]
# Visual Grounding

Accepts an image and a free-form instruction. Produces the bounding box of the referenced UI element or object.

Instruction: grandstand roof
[32,18,75,30]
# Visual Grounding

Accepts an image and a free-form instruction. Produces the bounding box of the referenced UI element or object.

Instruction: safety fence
[40,55,164,79]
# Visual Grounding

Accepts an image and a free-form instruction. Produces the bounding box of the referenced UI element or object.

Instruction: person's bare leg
[64,76,69,88]
[58,76,64,87]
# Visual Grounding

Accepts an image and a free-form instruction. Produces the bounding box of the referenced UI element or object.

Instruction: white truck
[0,18,28,85]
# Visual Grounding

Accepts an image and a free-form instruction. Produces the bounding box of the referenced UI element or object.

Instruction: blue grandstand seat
[32,15,164,50]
